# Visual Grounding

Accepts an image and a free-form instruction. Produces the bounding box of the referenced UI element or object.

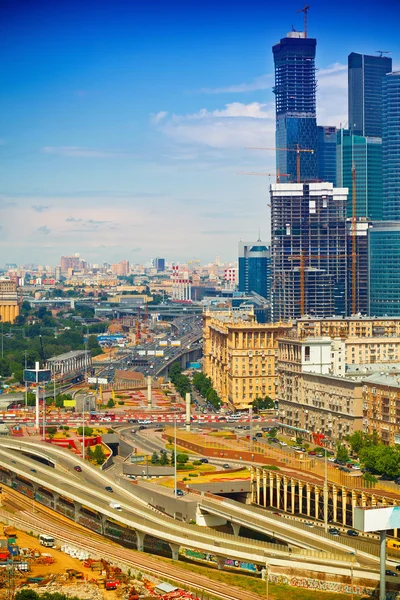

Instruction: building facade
[238,241,270,300]
[369,222,400,316]
[203,308,292,409]
[0,278,19,323]
[362,374,400,446]
[270,182,348,320]
[296,316,400,339]
[317,126,337,185]
[273,32,317,182]
[336,129,382,220]
[346,219,370,316]
[348,52,392,138]
[382,72,400,220]
[111,260,130,277]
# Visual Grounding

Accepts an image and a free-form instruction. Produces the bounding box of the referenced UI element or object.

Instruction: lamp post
[174,417,177,496]
[1,316,3,359]
[24,350,28,407]
[323,448,328,532]
[265,562,269,599]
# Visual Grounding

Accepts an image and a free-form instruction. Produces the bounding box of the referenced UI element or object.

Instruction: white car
[328,457,336,463]
[279,441,288,447]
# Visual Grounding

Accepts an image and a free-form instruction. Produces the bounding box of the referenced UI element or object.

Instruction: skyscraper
[273,32,317,182]
[348,52,392,138]
[382,72,400,220]
[317,126,337,185]
[337,129,383,220]
[369,222,400,316]
[238,241,271,300]
[271,182,348,321]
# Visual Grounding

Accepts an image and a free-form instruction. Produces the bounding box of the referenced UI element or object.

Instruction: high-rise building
[337,129,383,220]
[382,72,400,220]
[111,260,130,277]
[273,32,317,182]
[154,257,165,272]
[238,240,270,300]
[271,182,348,321]
[346,219,370,315]
[369,221,400,316]
[60,255,81,273]
[348,52,392,138]
[317,126,337,185]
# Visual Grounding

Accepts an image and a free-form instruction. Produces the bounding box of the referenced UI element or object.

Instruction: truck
[105,580,119,590]
[4,526,17,538]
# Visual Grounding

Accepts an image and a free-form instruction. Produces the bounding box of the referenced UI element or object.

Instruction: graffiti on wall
[269,574,375,596]
[57,503,75,519]
[78,515,102,533]
[144,535,171,554]
[12,481,33,498]
[183,549,259,573]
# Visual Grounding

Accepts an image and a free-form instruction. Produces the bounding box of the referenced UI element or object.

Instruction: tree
[268,428,278,439]
[93,445,106,465]
[86,446,93,460]
[151,451,159,465]
[77,426,93,436]
[87,334,103,357]
[336,443,349,463]
[107,398,115,408]
[170,450,175,466]
[176,453,189,465]
[346,431,379,455]
[160,451,169,466]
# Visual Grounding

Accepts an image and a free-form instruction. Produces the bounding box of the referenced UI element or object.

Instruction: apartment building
[203,308,292,409]
[296,316,400,339]
[362,374,400,445]
[0,278,19,323]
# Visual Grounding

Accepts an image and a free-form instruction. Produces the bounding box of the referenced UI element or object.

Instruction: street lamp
[265,562,269,599]
[174,417,177,495]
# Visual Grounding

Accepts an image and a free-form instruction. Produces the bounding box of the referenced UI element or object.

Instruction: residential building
[270,182,347,320]
[238,240,270,300]
[337,129,383,220]
[369,222,400,316]
[60,255,85,273]
[273,32,317,182]
[348,52,392,138]
[317,126,337,185]
[362,374,400,445]
[202,307,292,409]
[111,260,130,277]
[0,278,19,323]
[382,72,400,220]
[296,316,400,339]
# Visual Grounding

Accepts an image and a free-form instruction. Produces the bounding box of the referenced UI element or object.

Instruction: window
[305,346,310,361]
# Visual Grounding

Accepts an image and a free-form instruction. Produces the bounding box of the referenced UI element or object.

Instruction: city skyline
[1,0,399,265]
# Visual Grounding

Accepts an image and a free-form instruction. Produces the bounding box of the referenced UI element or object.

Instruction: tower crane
[296,4,311,38]
[246,144,314,183]
[288,253,347,317]
[236,169,290,183]
[376,50,391,58]
[351,164,357,316]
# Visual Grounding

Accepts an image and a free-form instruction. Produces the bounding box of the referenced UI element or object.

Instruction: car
[261,427,269,432]
[74,466,82,472]
[127,475,136,479]
[199,458,209,464]
[351,465,360,470]
[138,425,146,430]
[347,529,359,537]
[316,453,324,458]
[328,457,336,463]
[395,565,400,571]
[279,441,288,447]
[255,432,263,438]
[222,464,231,469]
[30,468,37,473]
[293,446,301,451]
[305,522,314,527]
[175,489,184,496]
[385,570,398,577]
[308,451,316,455]
[105,486,113,492]
[128,419,138,424]
[329,527,340,536]
[11,460,16,464]
[272,512,281,517]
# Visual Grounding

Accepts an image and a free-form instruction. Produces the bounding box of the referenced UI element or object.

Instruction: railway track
[2,488,264,600]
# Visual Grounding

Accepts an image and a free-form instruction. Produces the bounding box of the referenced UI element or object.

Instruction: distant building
[0,278,19,323]
[273,32,317,182]
[111,260,130,277]
[61,255,85,273]
[348,52,392,138]
[362,374,400,445]
[369,221,400,316]
[337,129,382,220]
[55,266,61,282]
[317,126,337,185]
[382,72,400,220]
[154,257,165,272]
[238,241,270,300]
[346,219,370,315]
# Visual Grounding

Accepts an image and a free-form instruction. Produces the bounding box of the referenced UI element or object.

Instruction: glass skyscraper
[238,241,271,300]
[317,126,337,185]
[382,72,400,220]
[348,52,392,138]
[369,222,400,316]
[336,129,383,220]
[273,33,317,182]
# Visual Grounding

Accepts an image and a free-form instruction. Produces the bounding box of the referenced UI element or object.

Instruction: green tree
[176,453,189,465]
[336,443,349,463]
[87,334,103,357]
[107,398,115,408]
[93,445,106,465]
[170,450,175,466]
[77,426,93,436]
[268,428,278,439]
[151,451,159,465]
[160,451,169,466]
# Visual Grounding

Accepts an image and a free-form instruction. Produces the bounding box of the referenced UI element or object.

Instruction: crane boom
[246,144,314,183]
[296,4,311,38]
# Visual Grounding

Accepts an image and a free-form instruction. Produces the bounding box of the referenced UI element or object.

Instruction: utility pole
[1,316,3,359]
[324,449,328,532]
[24,351,28,407]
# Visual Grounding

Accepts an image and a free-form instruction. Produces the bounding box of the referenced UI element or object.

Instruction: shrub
[188,472,198,477]
[192,460,202,466]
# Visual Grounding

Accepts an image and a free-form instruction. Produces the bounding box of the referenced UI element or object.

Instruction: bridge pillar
[269,472,274,507]
[250,469,255,503]
[262,469,267,508]
[100,514,107,535]
[73,500,81,521]
[136,530,145,552]
[381,496,387,507]
[283,477,288,513]
[256,469,261,505]
[351,490,358,521]
[314,487,319,520]
[215,556,225,570]
[332,485,338,523]
[298,482,303,515]
[169,543,180,561]
[361,491,366,508]
[342,488,347,526]
[371,494,377,507]
[275,475,281,509]
[231,522,241,537]
[306,484,311,517]
[291,479,295,514]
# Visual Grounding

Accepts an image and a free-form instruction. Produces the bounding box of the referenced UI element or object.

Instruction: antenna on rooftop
[296,4,310,38]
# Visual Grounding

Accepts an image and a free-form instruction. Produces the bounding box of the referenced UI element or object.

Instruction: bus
[39,534,55,547]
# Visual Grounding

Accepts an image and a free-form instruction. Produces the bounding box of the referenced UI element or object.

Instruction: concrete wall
[122,464,175,477]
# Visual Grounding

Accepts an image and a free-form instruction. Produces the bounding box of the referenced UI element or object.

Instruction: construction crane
[351,164,357,316]
[288,253,347,316]
[376,50,391,58]
[297,4,311,38]
[237,169,290,183]
[246,144,314,183]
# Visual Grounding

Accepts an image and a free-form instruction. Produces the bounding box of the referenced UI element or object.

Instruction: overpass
[0,438,359,569]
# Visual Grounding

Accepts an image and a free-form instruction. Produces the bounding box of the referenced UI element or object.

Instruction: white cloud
[42,146,135,158]
[152,111,168,124]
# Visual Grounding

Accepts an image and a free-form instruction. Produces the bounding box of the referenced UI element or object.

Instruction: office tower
[346,219,370,315]
[337,129,383,220]
[348,52,392,137]
[382,72,400,220]
[369,222,400,316]
[154,257,165,272]
[271,182,347,321]
[317,126,337,185]
[238,241,271,300]
[273,32,318,182]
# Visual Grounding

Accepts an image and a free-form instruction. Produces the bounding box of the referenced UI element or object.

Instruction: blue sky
[1,0,399,266]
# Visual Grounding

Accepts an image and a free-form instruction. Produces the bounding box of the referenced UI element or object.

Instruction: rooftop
[47,350,91,362]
